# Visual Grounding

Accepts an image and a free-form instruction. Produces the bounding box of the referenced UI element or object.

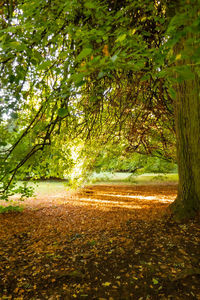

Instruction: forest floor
[0,183,200,300]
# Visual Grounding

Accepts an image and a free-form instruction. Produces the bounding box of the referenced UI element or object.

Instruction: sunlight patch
[93,193,174,203]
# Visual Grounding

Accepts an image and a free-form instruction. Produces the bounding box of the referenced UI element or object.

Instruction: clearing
[0,181,200,299]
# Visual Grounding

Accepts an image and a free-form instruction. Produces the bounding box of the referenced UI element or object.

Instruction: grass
[89,172,178,185]
[15,172,178,197]
[31,180,68,196]
[0,205,24,213]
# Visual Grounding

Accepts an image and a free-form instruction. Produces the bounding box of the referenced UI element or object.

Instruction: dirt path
[0,184,200,299]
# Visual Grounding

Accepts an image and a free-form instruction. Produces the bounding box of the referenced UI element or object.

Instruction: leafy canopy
[0,0,199,198]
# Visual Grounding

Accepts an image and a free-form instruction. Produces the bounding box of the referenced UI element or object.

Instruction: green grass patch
[15,173,178,196]
[0,205,24,213]
[20,180,68,196]
[89,172,178,184]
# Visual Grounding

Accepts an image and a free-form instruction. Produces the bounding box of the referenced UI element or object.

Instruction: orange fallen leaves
[102,45,109,57]
[0,184,200,299]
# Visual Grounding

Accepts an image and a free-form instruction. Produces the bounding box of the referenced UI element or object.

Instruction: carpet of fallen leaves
[0,183,200,300]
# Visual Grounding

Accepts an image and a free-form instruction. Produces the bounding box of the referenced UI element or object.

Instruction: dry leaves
[0,184,199,299]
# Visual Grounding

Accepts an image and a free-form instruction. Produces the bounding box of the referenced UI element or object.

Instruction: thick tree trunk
[168,0,200,220]
[170,67,200,219]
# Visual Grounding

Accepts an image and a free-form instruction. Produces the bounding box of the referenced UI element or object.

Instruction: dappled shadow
[5,183,177,212]
[0,184,178,270]
[75,184,177,211]
[2,183,200,299]
[0,183,178,251]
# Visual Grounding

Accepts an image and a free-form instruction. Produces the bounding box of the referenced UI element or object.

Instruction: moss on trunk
[170,41,200,220]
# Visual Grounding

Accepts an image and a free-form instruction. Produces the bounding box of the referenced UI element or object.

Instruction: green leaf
[141,74,150,81]
[152,278,159,285]
[77,48,92,61]
[75,80,86,87]
[84,1,96,9]
[11,112,18,119]
[8,41,21,49]
[116,34,126,43]
[0,141,7,146]
[9,74,16,83]
[30,57,39,66]
[38,60,52,70]
[57,108,68,118]
[168,87,176,99]
[175,53,181,60]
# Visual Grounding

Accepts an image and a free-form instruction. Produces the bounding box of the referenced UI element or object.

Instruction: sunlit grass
[18,172,178,196]
[31,181,68,196]
[89,172,178,184]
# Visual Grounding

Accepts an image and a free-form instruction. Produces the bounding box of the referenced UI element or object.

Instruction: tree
[0,0,199,219]
[167,0,200,219]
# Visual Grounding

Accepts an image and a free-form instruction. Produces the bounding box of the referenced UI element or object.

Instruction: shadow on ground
[0,184,200,299]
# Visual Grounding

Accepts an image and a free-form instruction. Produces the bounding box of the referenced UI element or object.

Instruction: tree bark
[170,52,200,220]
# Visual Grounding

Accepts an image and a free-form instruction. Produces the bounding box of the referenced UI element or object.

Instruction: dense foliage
[0,0,199,208]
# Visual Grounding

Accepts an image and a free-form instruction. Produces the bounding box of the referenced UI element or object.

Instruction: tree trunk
[167,0,200,220]
[170,63,200,220]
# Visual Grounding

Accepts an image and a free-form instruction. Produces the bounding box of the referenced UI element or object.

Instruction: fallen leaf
[102,282,111,287]
[152,278,159,285]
